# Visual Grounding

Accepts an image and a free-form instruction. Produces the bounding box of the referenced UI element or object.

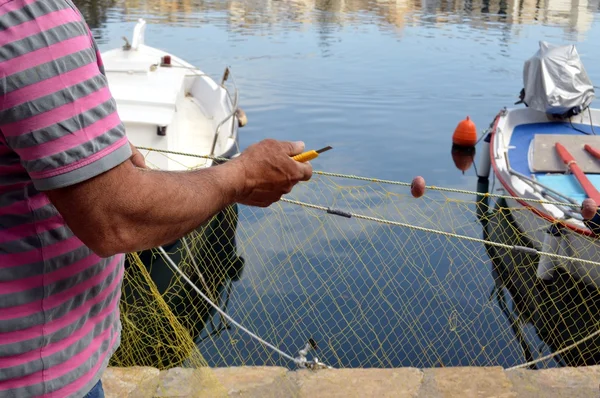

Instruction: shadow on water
[476,181,600,367]
[109,204,247,369]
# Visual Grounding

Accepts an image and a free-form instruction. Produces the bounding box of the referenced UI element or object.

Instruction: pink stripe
[0,214,63,244]
[95,49,103,68]
[0,0,38,15]
[4,61,100,110]
[30,136,128,179]
[0,252,118,320]
[0,194,49,217]
[0,235,80,269]
[0,251,97,295]
[0,35,91,83]
[0,9,81,48]
[0,326,118,391]
[0,292,116,368]
[19,112,121,161]
[1,86,112,137]
[0,256,122,344]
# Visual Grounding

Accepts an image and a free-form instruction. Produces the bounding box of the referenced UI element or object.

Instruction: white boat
[101,18,246,171]
[99,20,248,368]
[477,41,600,290]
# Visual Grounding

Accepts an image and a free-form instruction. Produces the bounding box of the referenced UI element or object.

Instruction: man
[0,0,312,397]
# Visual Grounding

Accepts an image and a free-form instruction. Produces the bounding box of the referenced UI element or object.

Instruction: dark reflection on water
[71,0,600,368]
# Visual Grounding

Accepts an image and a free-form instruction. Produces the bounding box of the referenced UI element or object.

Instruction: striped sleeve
[0,0,131,191]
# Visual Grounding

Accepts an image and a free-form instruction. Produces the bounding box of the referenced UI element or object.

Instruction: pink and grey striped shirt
[0,0,130,396]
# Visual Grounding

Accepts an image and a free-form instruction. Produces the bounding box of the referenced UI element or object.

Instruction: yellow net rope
[107,147,600,394]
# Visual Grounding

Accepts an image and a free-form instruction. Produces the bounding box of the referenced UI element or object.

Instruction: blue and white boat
[477,41,600,289]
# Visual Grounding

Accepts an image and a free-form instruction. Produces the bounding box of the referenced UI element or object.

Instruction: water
[82,0,600,187]
[75,0,600,368]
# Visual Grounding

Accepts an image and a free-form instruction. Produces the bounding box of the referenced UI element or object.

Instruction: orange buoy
[451,144,476,174]
[452,116,477,147]
[411,176,426,198]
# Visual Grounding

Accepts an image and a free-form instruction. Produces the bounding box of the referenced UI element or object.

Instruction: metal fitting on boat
[235,108,247,127]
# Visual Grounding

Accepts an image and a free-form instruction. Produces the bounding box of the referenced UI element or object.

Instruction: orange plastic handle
[292,150,319,163]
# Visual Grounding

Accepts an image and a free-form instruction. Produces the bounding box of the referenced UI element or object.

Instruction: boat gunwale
[489,108,596,238]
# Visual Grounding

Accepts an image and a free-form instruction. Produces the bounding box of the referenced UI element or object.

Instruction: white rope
[506,327,600,370]
[156,246,303,366]
[279,198,600,268]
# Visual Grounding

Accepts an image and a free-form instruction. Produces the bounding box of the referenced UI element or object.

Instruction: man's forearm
[48,159,247,257]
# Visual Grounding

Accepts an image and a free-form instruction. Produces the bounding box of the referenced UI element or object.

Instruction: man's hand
[129,142,148,168]
[231,139,313,207]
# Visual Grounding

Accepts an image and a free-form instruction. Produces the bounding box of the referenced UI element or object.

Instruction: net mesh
[107,148,600,393]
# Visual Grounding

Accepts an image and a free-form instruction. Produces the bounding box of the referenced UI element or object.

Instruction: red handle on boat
[555,142,600,203]
[584,144,600,161]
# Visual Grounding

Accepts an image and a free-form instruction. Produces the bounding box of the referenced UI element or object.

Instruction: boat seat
[536,174,600,204]
[531,134,600,173]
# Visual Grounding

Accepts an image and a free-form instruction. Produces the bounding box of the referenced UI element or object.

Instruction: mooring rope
[157,246,307,367]
[505,327,600,370]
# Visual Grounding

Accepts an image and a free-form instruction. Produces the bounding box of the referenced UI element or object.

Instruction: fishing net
[107,147,600,394]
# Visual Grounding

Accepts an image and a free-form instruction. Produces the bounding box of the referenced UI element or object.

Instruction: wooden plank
[532,134,600,173]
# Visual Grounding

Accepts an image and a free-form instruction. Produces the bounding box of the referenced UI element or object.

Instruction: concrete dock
[102,365,600,397]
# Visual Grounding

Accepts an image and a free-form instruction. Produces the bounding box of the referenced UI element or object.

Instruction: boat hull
[502,196,600,289]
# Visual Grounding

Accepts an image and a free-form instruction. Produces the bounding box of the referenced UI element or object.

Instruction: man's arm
[46,139,311,257]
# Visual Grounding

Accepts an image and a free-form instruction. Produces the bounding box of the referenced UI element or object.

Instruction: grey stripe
[0,286,43,311]
[0,224,73,258]
[0,270,121,357]
[33,139,131,191]
[0,245,91,283]
[6,99,115,150]
[0,170,29,186]
[0,20,88,64]
[44,251,104,298]
[0,258,121,333]
[0,0,69,32]
[0,308,117,381]
[3,47,96,95]
[0,183,38,208]
[26,123,125,174]
[0,202,58,231]
[0,73,107,125]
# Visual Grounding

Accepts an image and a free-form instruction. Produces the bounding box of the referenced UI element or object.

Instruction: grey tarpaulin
[522,41,595,117]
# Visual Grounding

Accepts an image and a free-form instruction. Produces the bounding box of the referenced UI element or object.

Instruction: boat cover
[522,41,595,117]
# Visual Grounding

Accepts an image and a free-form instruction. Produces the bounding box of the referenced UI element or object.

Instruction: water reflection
[477,187,600,367]
[74,0,599,40]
